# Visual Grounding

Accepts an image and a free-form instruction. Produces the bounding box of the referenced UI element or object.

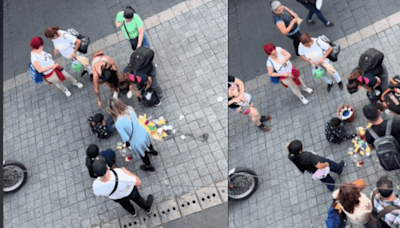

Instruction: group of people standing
[29,6,166,218]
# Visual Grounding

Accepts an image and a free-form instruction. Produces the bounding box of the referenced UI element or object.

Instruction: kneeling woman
[106,98,158,172]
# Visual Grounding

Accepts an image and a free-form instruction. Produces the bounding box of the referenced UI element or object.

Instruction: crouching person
[92,155,154,217]
[88,113,116,138]
[325,117,356,144]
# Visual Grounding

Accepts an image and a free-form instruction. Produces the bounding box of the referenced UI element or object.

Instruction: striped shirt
[373,193,400,227]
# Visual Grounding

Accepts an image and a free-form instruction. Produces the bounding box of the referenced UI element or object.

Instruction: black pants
[287,31,302,56]
[140,144,154,165]
[114,187,150,214]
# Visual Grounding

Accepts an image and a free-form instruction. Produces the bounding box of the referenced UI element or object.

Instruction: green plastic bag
[314,68,325,79]
[71,62,83,72]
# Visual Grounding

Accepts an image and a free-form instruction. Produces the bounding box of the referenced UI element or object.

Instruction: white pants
[281,77,308,99]
[46,70,78,92]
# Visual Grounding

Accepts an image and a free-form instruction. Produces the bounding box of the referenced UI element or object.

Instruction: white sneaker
[74,82,83,89]
[127,90,133,99]
[64,89,72,97]
[113,91,119,99]
[300,96,309,105]
[303,87,313,94]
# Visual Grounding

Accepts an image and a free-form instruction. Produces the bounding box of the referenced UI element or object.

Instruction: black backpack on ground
[358,48,384,76]
[365,189,400,228]
[368,119,400,171]
[130,46,154,73]
[139,87,159,107]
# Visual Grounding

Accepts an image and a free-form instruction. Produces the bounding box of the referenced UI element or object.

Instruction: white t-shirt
[52,30,77,58]
[93,168,136,200]
[30,51,55,75]
[266,47,293,74]
[298,38,330,62]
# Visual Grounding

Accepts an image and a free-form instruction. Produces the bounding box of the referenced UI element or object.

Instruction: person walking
[287,140,345,191]
[30,36,83,97]
[228,75,272,132]
[115,6,150,50]
[91,51,120,108]
[333,182,372,227]
[44,26,92,78]
[298,33,343,92]
[270,1,302,56]
[264,43,313,104]
[106,98,158,171]
[85,144,117,178]
[92,155,154,217]
[296,0,334,26]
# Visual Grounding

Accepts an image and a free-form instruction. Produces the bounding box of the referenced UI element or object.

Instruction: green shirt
[116,11,143,40]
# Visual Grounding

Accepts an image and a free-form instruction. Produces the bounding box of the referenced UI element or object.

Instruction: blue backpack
[326,201,347,228]
[28,63,44,84]
[268,60,280,84]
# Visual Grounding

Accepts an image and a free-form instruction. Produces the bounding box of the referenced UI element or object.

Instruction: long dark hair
[288,140,305,173]
[101,63,119,88]
[337,183,361,214]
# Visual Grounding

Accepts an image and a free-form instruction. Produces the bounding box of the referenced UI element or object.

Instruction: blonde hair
[106,98,128,118]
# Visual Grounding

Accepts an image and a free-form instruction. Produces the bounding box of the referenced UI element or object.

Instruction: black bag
[359,48,384,76]
[316,35,341,62]
[130,46,154,73]
[140,88,160,107]
[365,190,400,228]
[66,28,90,54]
[368,119,400,171]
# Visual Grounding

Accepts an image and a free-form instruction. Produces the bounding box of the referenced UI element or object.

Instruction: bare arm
[299,55,315,66]
[115,20,122,28]
[146,77,152,90]
[32,60,58,73]
[121,167,142,187]
[282,6,298,18]
[280,48,292,64]
[137,27,144,48]
[276,20,297,36]
[92,64,102,108]
[228,97,242,105]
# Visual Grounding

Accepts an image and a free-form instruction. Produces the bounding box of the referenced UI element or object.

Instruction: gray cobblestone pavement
[228,0,400,82]
[3,0,228,227]
[3,0,188,81]
[228,24,400,227]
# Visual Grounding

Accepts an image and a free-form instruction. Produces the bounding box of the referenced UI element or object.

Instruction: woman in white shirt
[264,43,313,104]
[44,26,92,78]
[30,36,83,97]
[298,33,343,92]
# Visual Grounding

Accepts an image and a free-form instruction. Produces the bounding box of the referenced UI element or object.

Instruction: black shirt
[294,151,324,173]
[228,76,240,109]
[365,119,400,145]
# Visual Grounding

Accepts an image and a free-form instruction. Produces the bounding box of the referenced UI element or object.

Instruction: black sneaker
[132,211,138,218]
[146,195,154,215]
[155,100,162,106]
[258,124,270,132]
[338,82,344,90]
[307,19,315,25]
[81,70,88,77]
[327,83,333,92]
[325,21,334,27]
[260,115,272,122]
[140,164,155,172]
[338,160,346,175]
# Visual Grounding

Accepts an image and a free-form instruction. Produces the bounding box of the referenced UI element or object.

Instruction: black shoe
[338,82,344,90]
[132,211,138,218]
[260,115,272,122]
[146,195,154,215]
[140,164,155,172]
[325,21,334,27]
[338,160,346,175]
[90,74,93,82]
[155,100,162,106]
[81,70,88,77]
[327,83,333,92]
[307,19,315,25]
[147,150,158,156]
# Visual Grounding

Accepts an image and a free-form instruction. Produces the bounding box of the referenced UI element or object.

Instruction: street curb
[3,0,215,93]
[242,11,400,92]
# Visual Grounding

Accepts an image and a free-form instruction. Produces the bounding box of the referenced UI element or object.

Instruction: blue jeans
[302,4,328,24]
[319,158,343,191]
[105,116,116,134]
[142,32,150,48]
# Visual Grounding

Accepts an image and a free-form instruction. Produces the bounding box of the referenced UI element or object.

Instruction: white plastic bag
[316,0,323,10]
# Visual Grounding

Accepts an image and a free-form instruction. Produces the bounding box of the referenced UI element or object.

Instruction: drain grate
[119,213,141,228]
[157,198,182,223]
[137,204,162,227]
[216,180,228,203]
[176,191,202,217]
[100,218,120,228]
[195,184,223,210]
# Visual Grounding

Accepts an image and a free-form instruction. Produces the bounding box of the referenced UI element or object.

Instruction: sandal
[258,124,271,132]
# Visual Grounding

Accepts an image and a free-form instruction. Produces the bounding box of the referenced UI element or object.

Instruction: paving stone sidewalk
[228,0,400,82]
[3,0,191,81]
[3,0,228,227]
[228,20,400,228]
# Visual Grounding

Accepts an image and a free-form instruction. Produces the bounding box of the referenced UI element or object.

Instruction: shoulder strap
[123,22,132,40]
[378,205,400,219]
[109,169,119,196]
[386,119,393,136]
[62,32,75,45]
[368,127,380,140]
[315,38,326,52]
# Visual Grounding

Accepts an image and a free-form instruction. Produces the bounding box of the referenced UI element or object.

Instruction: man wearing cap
[92,155,154,217]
